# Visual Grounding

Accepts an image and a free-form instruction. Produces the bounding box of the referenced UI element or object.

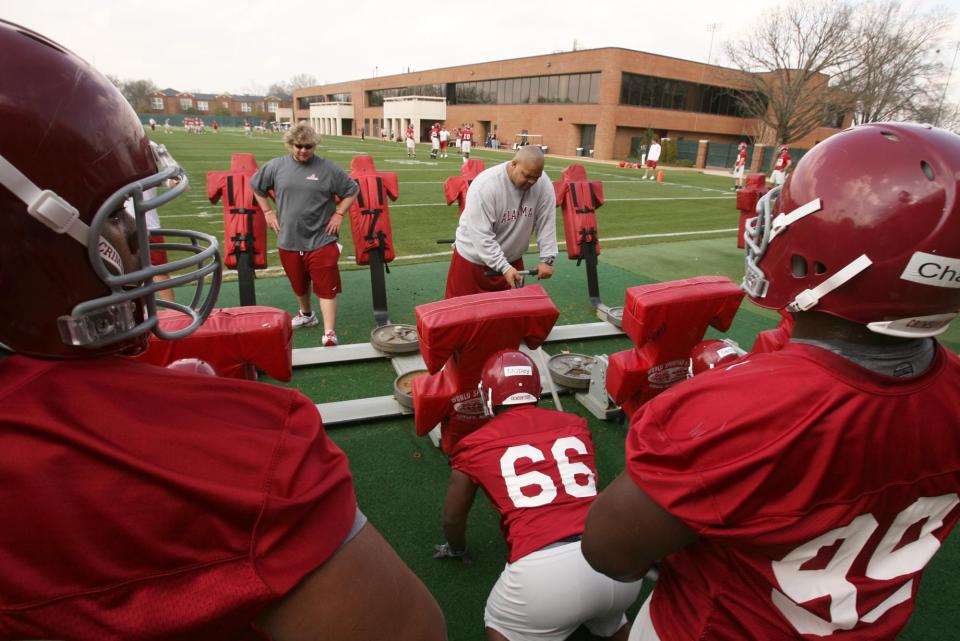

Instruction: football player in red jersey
[436,350,642,641]
[583,122,960,641]
[0,20,444,641]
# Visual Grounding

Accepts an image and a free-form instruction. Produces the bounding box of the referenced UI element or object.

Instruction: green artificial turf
[160,131,958,641]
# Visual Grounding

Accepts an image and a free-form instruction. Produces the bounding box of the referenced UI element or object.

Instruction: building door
[580,125,596,155]
[342,118,353,136]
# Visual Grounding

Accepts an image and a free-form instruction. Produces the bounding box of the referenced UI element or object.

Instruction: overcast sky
[4,0,960,99]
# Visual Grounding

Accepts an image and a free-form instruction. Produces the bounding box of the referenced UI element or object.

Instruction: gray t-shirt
[250,155,358,252]
[453,162,558,273]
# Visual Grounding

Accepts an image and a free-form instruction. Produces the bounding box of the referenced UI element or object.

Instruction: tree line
[725,0,958,145]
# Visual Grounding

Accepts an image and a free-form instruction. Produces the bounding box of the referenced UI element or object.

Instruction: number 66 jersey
[450,405,598,563]
[628,342,960,641]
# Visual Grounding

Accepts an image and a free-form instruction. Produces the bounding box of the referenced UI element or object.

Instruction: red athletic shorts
[444,248,524,299]
[279,244,342,299]
[440,141,448,150]
[645,159,659,169]
[149,234,168,265]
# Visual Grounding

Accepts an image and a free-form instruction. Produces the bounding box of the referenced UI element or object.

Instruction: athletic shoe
[292,311,319,329]
[323,330,338,347]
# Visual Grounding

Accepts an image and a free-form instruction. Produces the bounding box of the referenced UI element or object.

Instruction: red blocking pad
[412,286,559,445]
[133,307,293,382]
[346,155,399,265]
[607,277,744,416]
[554,164,604,260]
[207,153,269,269]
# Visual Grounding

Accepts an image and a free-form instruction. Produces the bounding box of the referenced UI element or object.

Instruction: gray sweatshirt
[453,162,558,273]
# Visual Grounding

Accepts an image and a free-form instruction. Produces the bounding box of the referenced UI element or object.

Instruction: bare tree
[839,1,950,124]
[725,0,860,145]
[107,77,158,112]
[267,74,317,100]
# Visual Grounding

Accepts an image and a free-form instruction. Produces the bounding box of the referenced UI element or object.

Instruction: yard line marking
[243,227,739,271]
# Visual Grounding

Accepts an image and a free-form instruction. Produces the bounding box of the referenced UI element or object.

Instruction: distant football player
[0,19,445,641]
[733,141,747,190]
[769,144,792,185]
[461,123,474,163]
[430,122,441,159]
[436,350,642,641]
[406,123,417,157]
[583,122,960,641]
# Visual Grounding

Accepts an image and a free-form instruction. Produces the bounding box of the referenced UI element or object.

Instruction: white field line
[231,227,738,275]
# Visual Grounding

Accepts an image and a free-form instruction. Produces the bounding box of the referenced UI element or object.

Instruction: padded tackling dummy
[412,285,559,453]
[751,309,795,354]
[606,276,744,418]
[207,152,269,269]
[735,173,770,249]
[346,155,399,265]
[133,306,293,381]
[553,164,604,260]
[442,159,486,213]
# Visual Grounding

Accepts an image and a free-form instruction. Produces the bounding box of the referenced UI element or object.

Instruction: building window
[241,102,251,113]
[620,72,762,118]
[366,84,445,107]
[150,96,164,110]
[197,101,209,112]
[222,101,230,109]
[179,97,193,110]
[448,73,600,106]
[267,102,277,113]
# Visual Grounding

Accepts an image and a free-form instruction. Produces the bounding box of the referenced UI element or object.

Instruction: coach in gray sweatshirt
[444,146,558,298]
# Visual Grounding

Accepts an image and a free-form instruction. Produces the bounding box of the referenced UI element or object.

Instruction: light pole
[936,41,960,127]
[706,23,721,65]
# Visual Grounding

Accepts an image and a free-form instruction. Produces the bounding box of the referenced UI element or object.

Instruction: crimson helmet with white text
[479,350,542,415]
[689,339,746,377]
[0,20,221,358]
[743,122,960,337]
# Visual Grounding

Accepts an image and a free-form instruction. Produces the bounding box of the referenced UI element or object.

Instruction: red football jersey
[406,126,415,139]
[735,149,747,168]
[0,355,356,641]
[627,342,960,641]
[451,405,599,562]
[774,151,791,170]
[462,128,473,142]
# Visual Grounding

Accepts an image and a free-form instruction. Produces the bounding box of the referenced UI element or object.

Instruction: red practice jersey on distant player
[406,126,415,140]
[735,149,747,168]
[774,151,791,170]
[451,405,599,562]
[627,342,960,641]
[462,128,473,142]
[0,355,356,641]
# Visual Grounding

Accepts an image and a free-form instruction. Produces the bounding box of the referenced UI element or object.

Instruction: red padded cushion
[554,164,604,259]
[133,307,293,381]
[412,286,558,441]
[346,156,399,265]
[607,277,744,411]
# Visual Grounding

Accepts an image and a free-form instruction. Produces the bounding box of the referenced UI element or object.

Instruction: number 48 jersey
[628,342,960,641]
[451,405,599,562]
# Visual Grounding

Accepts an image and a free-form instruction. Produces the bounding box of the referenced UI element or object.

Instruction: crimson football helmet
[0,20,220,358]
[743,122,960,337]
[478,350,542,416]
[688,339,746,377]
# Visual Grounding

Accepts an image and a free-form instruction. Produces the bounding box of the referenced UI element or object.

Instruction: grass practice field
[153,128,959,641]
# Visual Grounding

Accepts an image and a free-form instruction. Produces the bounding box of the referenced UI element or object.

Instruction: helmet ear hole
[921,160,935,181]
[813,261,827,275]
[791,254,808,277]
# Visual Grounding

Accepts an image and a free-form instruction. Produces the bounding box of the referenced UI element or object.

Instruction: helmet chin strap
[787,254,873,312]
[0,151,123,274]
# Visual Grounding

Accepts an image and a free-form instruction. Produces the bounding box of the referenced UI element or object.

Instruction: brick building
[146,89,291,120]
[292,47,849,160]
